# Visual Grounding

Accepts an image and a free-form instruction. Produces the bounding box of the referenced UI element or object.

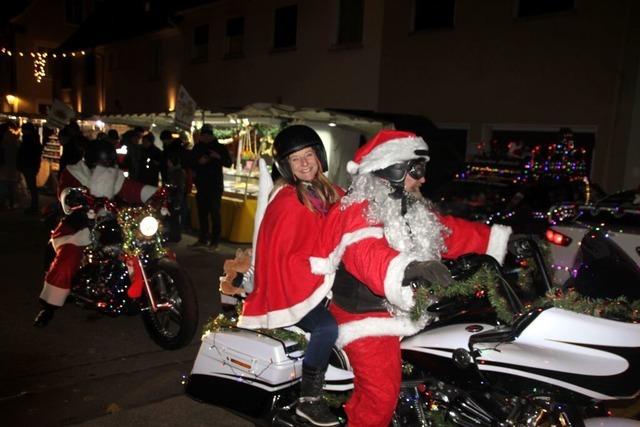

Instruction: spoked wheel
[141,258,198,350]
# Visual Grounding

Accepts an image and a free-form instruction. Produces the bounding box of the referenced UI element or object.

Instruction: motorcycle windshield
[569,231,640,300]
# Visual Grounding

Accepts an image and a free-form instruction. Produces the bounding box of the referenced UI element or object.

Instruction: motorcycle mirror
[452,348,474,369]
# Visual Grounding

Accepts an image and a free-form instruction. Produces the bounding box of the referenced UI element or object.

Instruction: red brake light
[545,229,572,246]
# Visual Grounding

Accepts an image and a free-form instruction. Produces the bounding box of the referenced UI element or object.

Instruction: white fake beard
[341,173,449,261]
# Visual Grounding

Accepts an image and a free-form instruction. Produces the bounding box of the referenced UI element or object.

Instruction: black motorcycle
[63,187,198,350]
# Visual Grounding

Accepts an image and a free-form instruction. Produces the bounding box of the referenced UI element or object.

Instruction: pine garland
[202,302,308,350]
[410,265,515,324]
[542,288,640,322]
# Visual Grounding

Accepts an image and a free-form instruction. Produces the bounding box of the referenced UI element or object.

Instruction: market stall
[191,103,391,243]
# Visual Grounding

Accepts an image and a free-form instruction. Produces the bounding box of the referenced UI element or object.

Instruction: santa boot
[33,300,57,328]
[296,364,339,426]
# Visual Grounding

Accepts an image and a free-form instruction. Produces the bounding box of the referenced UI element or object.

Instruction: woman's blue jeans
[296,302,338,370]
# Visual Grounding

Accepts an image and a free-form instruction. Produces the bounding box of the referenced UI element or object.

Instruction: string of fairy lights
[0,46,88,83]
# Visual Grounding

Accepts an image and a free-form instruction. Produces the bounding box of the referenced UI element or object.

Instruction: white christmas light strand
[0,47,87,83]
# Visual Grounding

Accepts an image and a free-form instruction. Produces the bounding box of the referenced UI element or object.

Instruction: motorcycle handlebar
[65,186,169,217]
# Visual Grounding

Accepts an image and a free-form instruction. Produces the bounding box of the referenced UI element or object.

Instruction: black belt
[332,264,388,314]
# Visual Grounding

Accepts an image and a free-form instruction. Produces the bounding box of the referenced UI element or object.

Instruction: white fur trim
[309,227,384,275]
[140,185,157,203]
[486,224,512,265]
[237,272,335,329]
[51,227,91,251]
[59,187,75,215]
[357,137,429,175]
[40,282,70,307]
[66,161,91,186]
[384,252,420,311]
[89,165,126,199]
[346,160,359,174]
[251,159,275,267]
[336,315,432,348]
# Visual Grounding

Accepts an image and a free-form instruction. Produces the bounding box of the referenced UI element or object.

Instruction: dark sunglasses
[407,159,427,180]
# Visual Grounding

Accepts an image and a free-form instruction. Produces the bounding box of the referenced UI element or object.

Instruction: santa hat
[346,130,429,175]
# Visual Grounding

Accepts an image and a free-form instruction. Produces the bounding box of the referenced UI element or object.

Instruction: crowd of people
[0,121,43,212]
[1,118,233,249]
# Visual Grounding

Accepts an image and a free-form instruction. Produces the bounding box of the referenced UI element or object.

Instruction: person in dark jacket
[190,124,232,249]
[136,132,163,186]
[18,122,43,213]
[164,141,187,242]
[58,121,87,175]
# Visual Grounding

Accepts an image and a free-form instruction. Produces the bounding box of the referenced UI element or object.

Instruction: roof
[95,103,392,135]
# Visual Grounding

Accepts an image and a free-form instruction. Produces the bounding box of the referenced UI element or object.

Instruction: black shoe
[296,364,339,426]
[33,308,55,327]
[296,397,339,427]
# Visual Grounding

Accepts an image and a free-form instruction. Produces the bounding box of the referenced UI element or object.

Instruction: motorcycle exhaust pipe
[447,407,491,427]
[458,396,495,425]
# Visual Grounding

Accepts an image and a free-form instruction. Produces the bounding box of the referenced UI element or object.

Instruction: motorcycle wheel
[141,258,199,350]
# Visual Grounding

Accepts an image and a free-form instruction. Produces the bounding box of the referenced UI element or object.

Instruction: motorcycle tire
[141,258,199,350]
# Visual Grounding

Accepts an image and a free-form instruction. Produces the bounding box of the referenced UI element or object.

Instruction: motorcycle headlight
[139,216,159,237]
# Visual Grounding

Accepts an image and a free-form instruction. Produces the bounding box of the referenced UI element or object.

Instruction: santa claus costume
[40,160,157,309]
[311,130,512,427]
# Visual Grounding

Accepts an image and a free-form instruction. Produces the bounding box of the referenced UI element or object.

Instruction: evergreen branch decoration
[410,265,515,324]
[202,301,308,350]
[542,288,640,323]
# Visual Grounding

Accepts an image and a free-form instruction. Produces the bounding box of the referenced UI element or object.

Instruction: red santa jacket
[51,161,157,250]
[311,200,512,347]
[237,185,344,329]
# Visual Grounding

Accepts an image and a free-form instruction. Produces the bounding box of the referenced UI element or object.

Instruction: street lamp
[5,94,19,112]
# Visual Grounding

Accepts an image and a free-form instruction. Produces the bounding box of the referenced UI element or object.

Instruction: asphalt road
[0,201,254,427]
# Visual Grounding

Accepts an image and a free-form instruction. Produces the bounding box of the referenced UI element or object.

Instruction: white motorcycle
[185,238,640,426]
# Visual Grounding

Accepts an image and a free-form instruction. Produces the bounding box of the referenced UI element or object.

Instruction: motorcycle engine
[72,254,133,315]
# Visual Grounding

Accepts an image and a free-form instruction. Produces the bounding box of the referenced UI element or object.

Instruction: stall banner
[46,99,75,129]
[174,85,197,131]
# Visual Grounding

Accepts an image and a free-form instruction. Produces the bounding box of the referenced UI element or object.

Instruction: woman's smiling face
[288,147,319,182]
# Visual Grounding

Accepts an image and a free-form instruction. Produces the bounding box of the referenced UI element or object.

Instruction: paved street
[0,199,254,426]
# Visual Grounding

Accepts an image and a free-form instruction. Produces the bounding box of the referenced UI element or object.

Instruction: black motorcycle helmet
[85,139,117,169]
[273,125,328,183]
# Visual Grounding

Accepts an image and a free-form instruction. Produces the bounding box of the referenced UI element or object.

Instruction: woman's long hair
[295,171,340,213]
[272,155,340,213]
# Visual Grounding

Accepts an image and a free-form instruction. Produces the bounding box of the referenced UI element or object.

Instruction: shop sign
[174,85,197,131]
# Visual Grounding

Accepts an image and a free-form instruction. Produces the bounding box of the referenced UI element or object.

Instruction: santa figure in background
[33,139,158,327]
[311,130,512,427]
